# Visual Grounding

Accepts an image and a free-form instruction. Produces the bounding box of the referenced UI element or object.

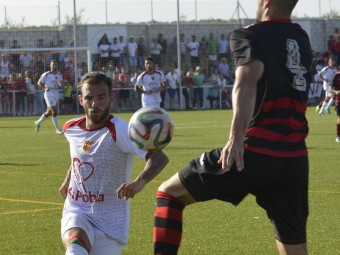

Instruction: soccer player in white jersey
[34,60,63,134]
[318,57,338,115]
[134,57,168,107]
[59,72,169,255]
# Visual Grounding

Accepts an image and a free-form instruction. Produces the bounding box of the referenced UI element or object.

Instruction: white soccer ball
[128,107,174,152]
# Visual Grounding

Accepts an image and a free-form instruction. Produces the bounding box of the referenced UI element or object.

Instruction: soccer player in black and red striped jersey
[329,71,340,142]
[152,1,312,255]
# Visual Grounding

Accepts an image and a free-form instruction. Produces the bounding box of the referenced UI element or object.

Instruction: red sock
[336,123,340,136]
[153,191,184,255]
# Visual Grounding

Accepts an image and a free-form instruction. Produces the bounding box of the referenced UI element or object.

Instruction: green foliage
[0,108,339,254]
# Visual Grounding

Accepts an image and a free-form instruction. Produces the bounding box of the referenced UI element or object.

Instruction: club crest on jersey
[82,139,93,154]
[152,77,155,80]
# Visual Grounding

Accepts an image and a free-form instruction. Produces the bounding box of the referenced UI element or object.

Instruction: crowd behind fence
[0,24,339,116]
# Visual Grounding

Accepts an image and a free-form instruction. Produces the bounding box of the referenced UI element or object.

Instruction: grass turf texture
[0,107,339,254]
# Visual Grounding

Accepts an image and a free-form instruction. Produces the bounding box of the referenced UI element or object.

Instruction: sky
[0,0,339,26]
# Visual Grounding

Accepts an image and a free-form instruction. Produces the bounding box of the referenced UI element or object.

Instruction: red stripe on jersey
[155,206,183,222]
[63,117,86,131]
[256,117,306,130]
[262,97,307,113]
[153,227,182,245]
[106,117,116,142]
[245,146,307,157]
[247,127,307,143]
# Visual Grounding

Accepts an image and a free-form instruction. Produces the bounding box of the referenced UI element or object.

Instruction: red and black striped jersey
[230,19,312,157]
[331,72,340,106]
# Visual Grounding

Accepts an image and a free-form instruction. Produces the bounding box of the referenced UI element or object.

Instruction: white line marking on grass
[0,207,61,215]
[0,197,63,206]
[309,190,340,194]
[0,170,64,177]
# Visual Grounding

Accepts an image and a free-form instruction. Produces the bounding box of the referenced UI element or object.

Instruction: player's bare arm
[59,166,72,199]
[116,151,169,200]
[217,59,264,171]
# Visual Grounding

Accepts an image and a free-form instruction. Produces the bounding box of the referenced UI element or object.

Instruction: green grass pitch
[0,107,339,254]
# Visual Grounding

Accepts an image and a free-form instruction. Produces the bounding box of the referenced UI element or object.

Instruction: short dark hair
[145,56,154,62]
[78,71,113,94]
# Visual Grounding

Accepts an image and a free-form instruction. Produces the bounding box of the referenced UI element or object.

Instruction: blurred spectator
[166,68,179,110]
[179,33,188,68]
[98,33,110,67]
[127,36,138,73]
[19,52,33,71]
[36,38,45,48]
[158,34,168,68]
[0,54,10,79]
[192,66,205,109]
[169,36,178,67]
[218,33,229,61]
[150,38,162,67]
[118,35,128,69]
[63,79,73,113]
[137,37,146,68]
[207,68,220,109]
[10,40,21,72]
[328,35,336,55]
[1,77,11,115]
[110,37,121,68]
[199,36,209,74]
[187,35,200,69]
[17,72,27,115]
[25,70,36,115]
[118,66,131,110]
[207,33,218,67]
[218,57,230,82]
[334,36,340,62]
[182,69,194,109]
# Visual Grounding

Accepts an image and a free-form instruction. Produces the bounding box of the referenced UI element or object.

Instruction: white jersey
[38,71,63,93]
[136,70,166,104]
[319,66,337,90]
[62,116,148,244]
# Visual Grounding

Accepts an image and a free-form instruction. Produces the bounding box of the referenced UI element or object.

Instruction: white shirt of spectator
[99,44,110,58]
[166,72,178,89]
[110,43,120,58]
[127,41,138,57]
[187,41,200,57]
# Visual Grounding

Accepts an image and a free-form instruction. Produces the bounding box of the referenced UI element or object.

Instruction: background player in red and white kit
[317,57,338,115]
[329,71,340,142]
[134,57,167,108]
[34,60,63,134]
[152,1,312,255]
[59,72,169,255]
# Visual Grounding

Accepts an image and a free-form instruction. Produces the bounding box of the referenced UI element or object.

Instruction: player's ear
[78,94,84,106]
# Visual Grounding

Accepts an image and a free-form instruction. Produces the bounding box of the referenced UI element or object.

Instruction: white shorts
[61,212,124,255]
[142,101,161,108]
[44,92,59,107]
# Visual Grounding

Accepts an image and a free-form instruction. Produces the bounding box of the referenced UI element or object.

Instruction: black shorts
[179,148,309,245]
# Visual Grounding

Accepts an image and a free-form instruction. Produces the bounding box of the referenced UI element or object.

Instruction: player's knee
[65,236,90,255]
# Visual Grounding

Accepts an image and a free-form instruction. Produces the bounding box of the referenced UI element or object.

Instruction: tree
[64,8,87,24]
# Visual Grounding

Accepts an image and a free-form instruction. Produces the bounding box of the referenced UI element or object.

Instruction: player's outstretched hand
[116,179,146,200]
